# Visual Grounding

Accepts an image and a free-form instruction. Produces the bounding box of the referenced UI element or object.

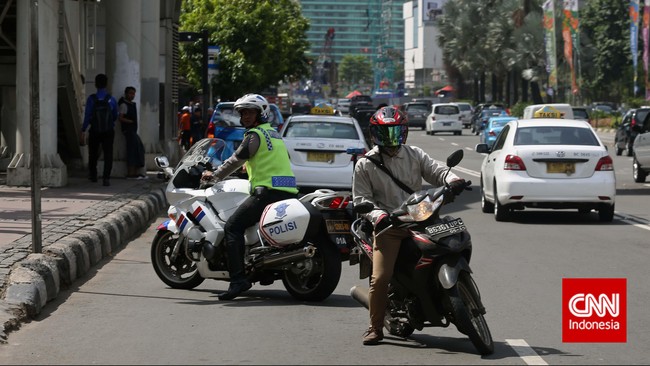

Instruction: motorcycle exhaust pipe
[261,245,317,268]
[350,285,370,310]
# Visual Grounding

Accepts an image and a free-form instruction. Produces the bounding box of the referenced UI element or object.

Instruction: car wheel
[633,157,648,183]
[480,178,494,213]
[454,131,461,136]
[578,208,591,214]
[493,185,509,222]
[598,204,614,222]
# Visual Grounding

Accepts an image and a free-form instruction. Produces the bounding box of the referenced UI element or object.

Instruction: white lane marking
[452,165,480,177]
[614,213,650,231]
[505,339,548,365]
[465,146,474,151]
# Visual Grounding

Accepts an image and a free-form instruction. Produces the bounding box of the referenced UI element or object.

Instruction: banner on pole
[543,0,558,95]
[563,0,579,95]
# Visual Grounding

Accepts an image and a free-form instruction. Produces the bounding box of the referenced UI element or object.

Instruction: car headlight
[405,195,444,221]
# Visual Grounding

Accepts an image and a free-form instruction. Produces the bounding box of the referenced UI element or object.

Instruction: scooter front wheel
[447,272,494,355]
[151,230,204,289]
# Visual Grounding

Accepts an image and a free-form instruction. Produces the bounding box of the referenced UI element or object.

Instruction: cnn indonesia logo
[562,278,626,343]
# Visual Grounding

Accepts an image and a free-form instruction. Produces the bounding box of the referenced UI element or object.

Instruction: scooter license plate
[426,218,466,237]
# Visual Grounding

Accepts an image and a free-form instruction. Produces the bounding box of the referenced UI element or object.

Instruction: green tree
[179,0,311,100]
[338,55,373,91]
[580,0,630,102]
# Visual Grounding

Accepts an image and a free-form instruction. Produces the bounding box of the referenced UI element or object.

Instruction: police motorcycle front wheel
[151,230,205,289]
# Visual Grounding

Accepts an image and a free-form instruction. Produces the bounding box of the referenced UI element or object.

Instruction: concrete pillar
[8,0,67,187]
[141,0,160,172]
[104,0,142,178]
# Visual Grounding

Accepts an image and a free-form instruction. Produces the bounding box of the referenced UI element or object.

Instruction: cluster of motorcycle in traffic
[151,138,494,355]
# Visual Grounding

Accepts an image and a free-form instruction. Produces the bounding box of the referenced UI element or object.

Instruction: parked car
[616,107,650,157]
[475,118,615,222]
[291,97,312,115]
[454,102,474,128]
[632,110,650,182]
[480,116,518,148]
[426,103,462,135]
[280,112,369,190]
[473,109,507,135]
[400,102,430,130]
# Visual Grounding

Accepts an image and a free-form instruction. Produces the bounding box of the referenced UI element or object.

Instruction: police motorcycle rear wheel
[151,230,205,289]
[281,239,342,302]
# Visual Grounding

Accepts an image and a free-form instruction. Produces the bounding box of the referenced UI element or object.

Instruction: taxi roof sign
[310,104,335,115]
[533,105,564,119]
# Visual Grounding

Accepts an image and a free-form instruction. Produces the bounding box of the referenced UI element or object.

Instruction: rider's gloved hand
[374,212,391,233]
[449,179,467,195]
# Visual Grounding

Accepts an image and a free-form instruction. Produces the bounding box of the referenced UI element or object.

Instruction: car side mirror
[155,156,170,168]
[475,143,490,154]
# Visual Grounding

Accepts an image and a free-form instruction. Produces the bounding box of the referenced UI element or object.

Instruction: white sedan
[280,113,369,190]
[474,118,616,222]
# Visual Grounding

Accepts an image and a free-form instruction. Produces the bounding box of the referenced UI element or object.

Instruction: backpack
[90,94,113,134]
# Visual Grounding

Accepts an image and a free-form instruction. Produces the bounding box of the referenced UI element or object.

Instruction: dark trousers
[88,130,115,180]
[180,130,191,151]
[123,129,139,167]
[224,188,297,282]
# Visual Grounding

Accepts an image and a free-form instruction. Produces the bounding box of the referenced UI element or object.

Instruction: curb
[0,187,168,342]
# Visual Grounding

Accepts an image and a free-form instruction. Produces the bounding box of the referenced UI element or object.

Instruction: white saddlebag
[260,198,313,247]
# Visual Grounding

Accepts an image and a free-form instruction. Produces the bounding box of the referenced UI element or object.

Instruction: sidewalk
[0,172,168,342]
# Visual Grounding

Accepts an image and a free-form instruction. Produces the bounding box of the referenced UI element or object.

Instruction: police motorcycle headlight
[405,195,444,222]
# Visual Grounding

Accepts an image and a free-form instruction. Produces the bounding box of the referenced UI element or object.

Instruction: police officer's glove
[374,212,391,233]
[449,179,467,196]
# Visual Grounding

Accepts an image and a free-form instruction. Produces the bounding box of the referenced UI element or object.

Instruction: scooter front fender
[437,256,472,290]
[156,219,178,234]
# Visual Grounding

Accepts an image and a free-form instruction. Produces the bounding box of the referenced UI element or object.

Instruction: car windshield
[284,121,359,139]
[490,120,511,128]
[435,105,459,115]
[573,109,588,119]
[635,109,650,124]
[514,127,599,146]
[406,105,429,113]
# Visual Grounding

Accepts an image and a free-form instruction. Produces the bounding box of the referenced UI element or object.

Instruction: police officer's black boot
[217,240,251,301]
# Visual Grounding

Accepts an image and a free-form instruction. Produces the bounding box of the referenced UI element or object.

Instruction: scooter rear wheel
[447,272,494,355]
[151,230,205,289]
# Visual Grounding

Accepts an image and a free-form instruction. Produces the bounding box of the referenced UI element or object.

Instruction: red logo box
[562,278,626,343]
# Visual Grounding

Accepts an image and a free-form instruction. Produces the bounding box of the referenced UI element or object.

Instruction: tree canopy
[338,55,373,89]
[179,0,311,100]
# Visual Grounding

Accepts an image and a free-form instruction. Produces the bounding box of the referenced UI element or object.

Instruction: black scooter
[349,149,494,355]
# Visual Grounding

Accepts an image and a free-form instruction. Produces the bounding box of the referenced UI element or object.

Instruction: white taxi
[280,104,369,190]
[475,118,616,222]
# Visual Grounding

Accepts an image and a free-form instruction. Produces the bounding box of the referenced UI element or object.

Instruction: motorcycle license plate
[325,219,350,234]
[426,218,466,237]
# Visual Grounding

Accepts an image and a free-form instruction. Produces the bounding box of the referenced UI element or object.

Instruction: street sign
[208,45,220,76]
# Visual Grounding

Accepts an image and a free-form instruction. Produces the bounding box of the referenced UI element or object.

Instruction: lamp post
[179,30,209,125]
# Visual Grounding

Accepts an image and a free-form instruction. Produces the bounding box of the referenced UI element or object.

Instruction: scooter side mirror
[446,149,464,168]
[155,156,170,168]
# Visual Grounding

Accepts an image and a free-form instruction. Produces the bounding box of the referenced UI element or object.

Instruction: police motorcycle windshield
[171,138,233,189]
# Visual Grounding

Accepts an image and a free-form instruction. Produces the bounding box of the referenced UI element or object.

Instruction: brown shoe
[362,326,384,345]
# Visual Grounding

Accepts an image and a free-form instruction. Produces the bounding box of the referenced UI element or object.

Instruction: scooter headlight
[406,195,443,221]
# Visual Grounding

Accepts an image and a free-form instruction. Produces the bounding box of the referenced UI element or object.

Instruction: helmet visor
[372,125,407,146]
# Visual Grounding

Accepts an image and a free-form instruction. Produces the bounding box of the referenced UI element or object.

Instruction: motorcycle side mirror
[446,149,464,168]
[353,202,374,214]
[155,156,170,168]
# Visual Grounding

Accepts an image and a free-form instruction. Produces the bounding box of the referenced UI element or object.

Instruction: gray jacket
[352,145,460,225]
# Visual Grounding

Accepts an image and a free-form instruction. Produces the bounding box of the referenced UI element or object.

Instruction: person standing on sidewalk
[118,86,146,179]
[81,73,118,186]
[178,106,192,151]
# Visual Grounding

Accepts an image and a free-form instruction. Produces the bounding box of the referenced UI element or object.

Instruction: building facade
[299,0,406,93]
[0,0,183,187]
